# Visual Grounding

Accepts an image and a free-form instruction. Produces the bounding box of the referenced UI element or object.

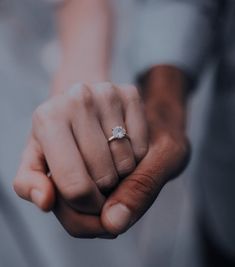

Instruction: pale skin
[14,0,190,238]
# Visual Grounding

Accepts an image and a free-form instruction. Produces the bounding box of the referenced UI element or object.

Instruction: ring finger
[92,82,136,178]
[69,84,119,193]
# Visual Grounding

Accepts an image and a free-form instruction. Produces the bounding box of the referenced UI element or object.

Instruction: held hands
[14,82,148,237]
[14,67,190,238]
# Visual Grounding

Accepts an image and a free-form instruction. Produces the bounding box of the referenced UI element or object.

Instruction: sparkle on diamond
[112,126,126,139]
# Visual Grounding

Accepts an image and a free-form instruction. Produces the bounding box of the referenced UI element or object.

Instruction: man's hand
[13,66,190,238]
[101,66,191,235]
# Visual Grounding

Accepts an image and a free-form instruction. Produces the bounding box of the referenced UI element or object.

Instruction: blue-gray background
[0,0,213,266]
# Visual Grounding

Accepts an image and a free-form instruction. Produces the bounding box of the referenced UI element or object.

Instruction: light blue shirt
[131,0,235,257]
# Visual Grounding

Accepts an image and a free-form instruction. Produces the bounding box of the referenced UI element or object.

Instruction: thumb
[101,147,165,235]
[101,135,189,235]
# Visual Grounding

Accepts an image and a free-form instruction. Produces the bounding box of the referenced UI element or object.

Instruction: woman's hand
[13,82,148,237]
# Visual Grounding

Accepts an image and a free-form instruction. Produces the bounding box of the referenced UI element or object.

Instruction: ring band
[108,126,130,143]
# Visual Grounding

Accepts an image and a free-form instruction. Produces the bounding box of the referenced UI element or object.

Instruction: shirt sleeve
[130,0,220,80]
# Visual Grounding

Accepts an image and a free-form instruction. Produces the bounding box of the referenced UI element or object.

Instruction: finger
[13,136,55,212]
[33,100,105,214]
[102,133,190,235]
[117,84,148,162]
[92,82,136,177]
[101,136,181,235]
[54,196,117,239]
[69,84,118,193]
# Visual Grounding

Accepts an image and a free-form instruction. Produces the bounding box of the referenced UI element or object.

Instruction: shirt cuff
[130,2,216,80]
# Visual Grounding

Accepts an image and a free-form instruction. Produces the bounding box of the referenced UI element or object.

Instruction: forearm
[52,0,112,94]
[142,65,190,134]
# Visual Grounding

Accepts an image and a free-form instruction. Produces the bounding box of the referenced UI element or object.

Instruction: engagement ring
[108,126,130,143]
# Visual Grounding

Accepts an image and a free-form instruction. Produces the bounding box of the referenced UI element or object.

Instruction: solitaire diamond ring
[108,126,130,143]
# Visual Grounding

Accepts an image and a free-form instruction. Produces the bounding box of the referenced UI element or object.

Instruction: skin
[13,0,190,238]
[14,82,148,238]
[101,66,191,235]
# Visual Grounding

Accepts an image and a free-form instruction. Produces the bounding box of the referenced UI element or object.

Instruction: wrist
[54,0,112,95]
[141,65,189,133]
[142,65,189,105]
[50,65,109,96]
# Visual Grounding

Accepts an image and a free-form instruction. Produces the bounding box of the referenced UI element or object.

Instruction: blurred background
[0,0,233,267]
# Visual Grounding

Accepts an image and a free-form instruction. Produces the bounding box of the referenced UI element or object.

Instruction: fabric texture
[131,0,219,79]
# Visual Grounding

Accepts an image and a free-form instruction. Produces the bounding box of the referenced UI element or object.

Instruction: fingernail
[31,189,44,208]
[105,203,132,233]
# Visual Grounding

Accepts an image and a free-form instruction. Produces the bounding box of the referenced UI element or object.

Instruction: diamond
[112,126,126,139]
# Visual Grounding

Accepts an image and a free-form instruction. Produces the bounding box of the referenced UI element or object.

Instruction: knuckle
[68,84,93,110]
[93,83,124,111]
[32,104,50,127]
[65,224,82,238]
[120,84,141,102]
[32,101,58,128]
[68,83,85,96]
[95,83,119,104]
[116,158,136,176]
[61,178,93,203]
[32,99,66,137]
[162,132,190,160]
[158,132,176,150]
[13,178,24,197]
[93,82,113,92]
[181,136,191,156]
[95,173,118,192]
[173,137,191,173]
[158,132,191,177]
[102,88,118,104]
[126,172,158,199]
[13,174,30,200]
[135,146,148,161]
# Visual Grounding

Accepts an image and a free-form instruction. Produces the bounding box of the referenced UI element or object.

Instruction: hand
[13,82,148,238]
[100,66,191,235]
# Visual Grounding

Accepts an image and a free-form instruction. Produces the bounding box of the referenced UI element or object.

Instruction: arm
[14,0,114,210]
[132,0,220,80]
[14,0,148,238]
[100,0,220,234]
[52,0,112,94]
[101,66,191,234]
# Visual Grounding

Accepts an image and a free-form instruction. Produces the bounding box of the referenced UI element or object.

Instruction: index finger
[33,105,105,214]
